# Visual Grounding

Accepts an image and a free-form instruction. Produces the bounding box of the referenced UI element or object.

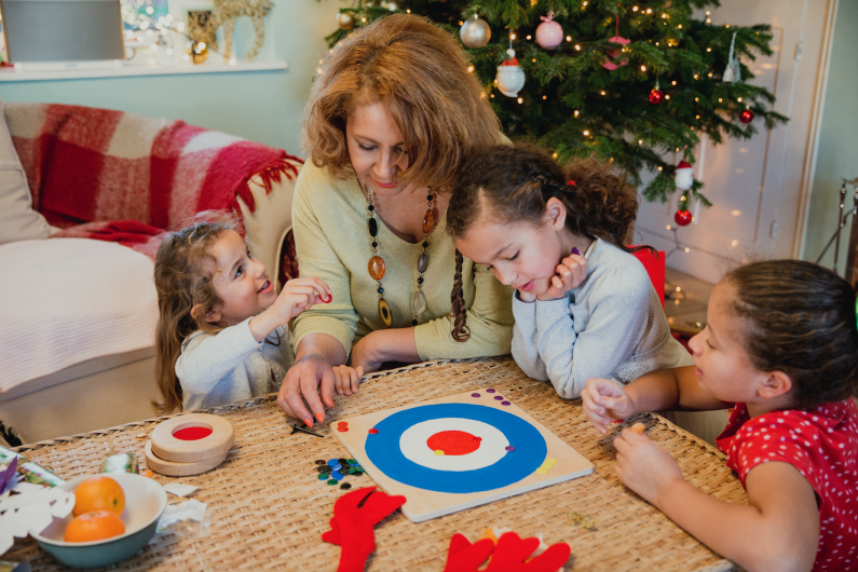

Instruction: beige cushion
[0,238,158,391]
[0,98,52,245]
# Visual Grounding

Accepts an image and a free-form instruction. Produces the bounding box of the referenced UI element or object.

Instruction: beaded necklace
[366,188,437,327]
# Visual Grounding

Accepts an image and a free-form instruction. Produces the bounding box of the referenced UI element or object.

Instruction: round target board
[364,403,547,494]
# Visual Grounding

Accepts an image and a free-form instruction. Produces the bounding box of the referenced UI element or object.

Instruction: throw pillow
[0,97,52,244]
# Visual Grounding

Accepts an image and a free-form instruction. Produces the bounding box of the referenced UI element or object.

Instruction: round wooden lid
[144,440,229,477]
[150,413,234,463]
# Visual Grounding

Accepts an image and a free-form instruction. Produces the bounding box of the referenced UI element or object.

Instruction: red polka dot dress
[716,399,858,572]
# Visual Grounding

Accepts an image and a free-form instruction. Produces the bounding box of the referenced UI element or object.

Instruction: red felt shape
[172,427,213,441]
[322,486,406,572]
[443,532,571,572]
[427,431,482,456]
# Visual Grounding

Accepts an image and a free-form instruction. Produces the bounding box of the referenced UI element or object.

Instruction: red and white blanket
[9,103,302,258]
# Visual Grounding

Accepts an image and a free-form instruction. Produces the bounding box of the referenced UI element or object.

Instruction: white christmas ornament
[460,15,491,49]
[722,32,741,83]
[535,11,563,49]
[496,49,526,97]
[674,160,694,191]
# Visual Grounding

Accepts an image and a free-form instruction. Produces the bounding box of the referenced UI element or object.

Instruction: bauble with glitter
[460,16,491,49]
[536,11,563,49]
[739,108,754,124]
[601,36,629,71]
[648,84,663,104]
[674,209,693,227]
[336,12,354,30]
[674,160,694,191]
[496,49,526,97]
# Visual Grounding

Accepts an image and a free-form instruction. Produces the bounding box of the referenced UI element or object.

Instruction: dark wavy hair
[725,259,858,409]
[446,143,645,341]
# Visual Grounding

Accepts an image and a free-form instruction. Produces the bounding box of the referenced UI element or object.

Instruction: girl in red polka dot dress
[581,260,858,572]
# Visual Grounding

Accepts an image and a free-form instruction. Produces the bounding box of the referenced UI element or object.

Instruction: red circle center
[426,430,482,456]
[173,427,213,441]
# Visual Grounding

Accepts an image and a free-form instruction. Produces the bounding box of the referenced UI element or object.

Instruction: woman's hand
[537,254,587,301]
[277,353,335,427]
[581,377,636,434]
[333,364,364,396]
[613,429,685,508]
[349,332,386,373]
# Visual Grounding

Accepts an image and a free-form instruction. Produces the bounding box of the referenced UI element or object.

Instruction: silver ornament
[460,16,491,49]
[337,12,355,31]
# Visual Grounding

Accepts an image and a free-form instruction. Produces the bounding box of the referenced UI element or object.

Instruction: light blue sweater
[176,318,294,411]
[511,238,693,399]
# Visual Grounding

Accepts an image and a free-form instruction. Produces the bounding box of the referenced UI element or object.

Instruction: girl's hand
[537,254,587,301]
[349,332,385,374]
[581,377,636,434]
[269,277,331,324]
[277,352,335,427]
[333,364,364,396]
[614,429,684,508]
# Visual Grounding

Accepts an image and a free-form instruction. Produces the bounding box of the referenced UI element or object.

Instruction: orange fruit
[72,476,125,517]
[64,510,126,542]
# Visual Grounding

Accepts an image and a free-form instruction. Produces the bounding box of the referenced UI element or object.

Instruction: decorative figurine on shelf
[213,0,273,62]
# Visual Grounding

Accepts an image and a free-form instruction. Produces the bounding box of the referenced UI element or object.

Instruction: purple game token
[486,388,496,394]
[571,246,580,255]
[471,393,481,398]
[494,396,503,401]
[505,446,515,452]
[501,401,511,406]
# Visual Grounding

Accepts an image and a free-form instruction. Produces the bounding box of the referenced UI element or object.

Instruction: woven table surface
[8,357,747,571]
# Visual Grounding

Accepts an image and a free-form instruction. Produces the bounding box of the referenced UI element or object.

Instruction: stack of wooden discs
[144,414,234,476]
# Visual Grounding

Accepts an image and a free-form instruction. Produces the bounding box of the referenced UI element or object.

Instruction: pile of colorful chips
[314,458,366,490]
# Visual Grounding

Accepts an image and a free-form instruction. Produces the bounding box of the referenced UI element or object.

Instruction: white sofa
[0,101,298,444]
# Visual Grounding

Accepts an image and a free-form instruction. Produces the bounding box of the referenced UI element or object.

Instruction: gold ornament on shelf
[213,0,273,62]
[337,11,355,30]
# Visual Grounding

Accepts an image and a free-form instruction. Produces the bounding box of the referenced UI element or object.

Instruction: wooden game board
[332,390,594,522]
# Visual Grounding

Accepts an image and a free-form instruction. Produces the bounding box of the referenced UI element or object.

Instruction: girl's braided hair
[446,143,645,342]
[724,259,858,409]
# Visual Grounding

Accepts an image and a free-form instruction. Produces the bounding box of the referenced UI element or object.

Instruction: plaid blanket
[8,103,302,258]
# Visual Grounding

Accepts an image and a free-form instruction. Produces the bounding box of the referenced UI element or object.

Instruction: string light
[737,97,743,102]
[641,65,647,71]
[542,95,547,100]
[632,5,638,11]
[706,47,712,52]
[684,247,690,253]
[600,90,606,95]
[575,44,581,50]
[665,95,670,100]
[527,35,532,40]
[646,8,652,13]
[467,65,474,72]
[666,225,672,230]
[518,97,523,104]
[671,80,676,85]
[406,9,410,13]
[566,36,572,42]
[574,110,579,117]
[583,130,590,136]
[657,166,663,171]
[552,152,558,158]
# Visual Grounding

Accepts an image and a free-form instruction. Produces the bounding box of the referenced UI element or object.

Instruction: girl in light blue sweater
[447,144,693,400]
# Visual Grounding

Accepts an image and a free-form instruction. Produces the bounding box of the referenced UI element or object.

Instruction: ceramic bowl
[31,473,167,569]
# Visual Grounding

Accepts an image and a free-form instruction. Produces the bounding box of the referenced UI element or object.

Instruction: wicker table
[8,357,746,571]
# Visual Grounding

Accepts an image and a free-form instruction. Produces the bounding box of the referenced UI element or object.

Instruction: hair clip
[567,180,576,186]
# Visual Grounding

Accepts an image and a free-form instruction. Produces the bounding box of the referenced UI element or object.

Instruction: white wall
[802,0,858,273]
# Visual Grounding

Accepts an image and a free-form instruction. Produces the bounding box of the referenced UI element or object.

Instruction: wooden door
[634,0,839,284]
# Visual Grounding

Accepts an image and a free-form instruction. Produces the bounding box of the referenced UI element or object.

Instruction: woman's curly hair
[724,259,858,409]
[446,144,644,342]
[300,14,501,190]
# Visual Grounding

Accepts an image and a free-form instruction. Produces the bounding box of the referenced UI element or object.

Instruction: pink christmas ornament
[536,11,563,50]
[601,36,630,71]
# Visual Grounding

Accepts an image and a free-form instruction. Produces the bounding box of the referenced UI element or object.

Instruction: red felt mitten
[442,531,571,572]
[443,533,495,572]
[321,486,406,572]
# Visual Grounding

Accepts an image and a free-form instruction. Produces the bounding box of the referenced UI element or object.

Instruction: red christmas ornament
[648,86,663,105]
[674,210,693,227]
[739,108,754,124]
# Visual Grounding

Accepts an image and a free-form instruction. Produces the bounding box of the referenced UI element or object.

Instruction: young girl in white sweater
[153,217,362,422]
[446,144,692,399]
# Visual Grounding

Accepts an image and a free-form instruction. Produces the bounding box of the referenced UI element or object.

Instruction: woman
[278,15,514,425]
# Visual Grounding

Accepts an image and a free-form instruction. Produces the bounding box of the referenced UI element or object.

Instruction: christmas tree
[323,0,788,209]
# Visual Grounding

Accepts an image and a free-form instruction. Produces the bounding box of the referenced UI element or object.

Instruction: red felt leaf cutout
[443,531,571,572]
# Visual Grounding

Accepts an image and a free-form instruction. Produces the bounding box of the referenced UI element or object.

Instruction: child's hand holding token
[271,277,332,323]
[581,377,636,434]
[613,427,683,508]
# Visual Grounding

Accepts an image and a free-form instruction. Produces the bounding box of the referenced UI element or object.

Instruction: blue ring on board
[365,403,547,494]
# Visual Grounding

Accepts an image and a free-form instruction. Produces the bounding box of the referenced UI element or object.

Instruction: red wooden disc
[173,427,214,441]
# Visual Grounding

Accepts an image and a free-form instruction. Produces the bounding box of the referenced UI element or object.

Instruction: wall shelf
[0,60,288,82]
